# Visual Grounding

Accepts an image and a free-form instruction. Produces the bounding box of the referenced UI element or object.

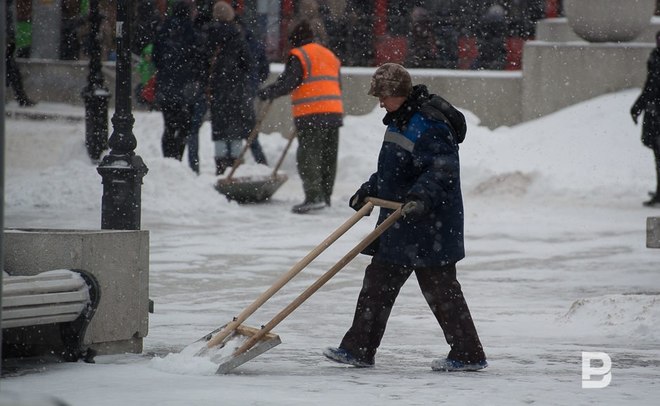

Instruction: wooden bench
[2,269,100,362]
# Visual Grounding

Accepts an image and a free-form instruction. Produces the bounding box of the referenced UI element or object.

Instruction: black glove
[257,88,270,101]
[349,188,369,211]
[631,102,643,124]
[401,199,427,221]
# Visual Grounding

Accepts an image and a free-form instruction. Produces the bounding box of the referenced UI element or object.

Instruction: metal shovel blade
[197,324,281,374]
[215,174,288,203]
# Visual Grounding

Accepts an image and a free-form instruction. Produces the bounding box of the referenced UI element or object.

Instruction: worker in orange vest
[258,20,344,214]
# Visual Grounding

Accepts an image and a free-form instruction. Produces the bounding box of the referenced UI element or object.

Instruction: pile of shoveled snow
[559,293,660,340]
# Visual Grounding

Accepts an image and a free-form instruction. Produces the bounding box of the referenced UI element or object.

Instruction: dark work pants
[6,53,30,102]
[654,139,660,196]
[160,102,191,161]
[340,260,486,364]
[296,127,339,205]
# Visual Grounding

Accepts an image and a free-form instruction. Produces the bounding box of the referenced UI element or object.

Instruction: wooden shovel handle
[226,100,273,180]
[270,128,296,177]
[234,199,402,355]
[205,201,376,348]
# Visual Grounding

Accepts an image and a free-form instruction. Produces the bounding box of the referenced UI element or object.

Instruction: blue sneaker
[431,358,488,372]
[323,347,374,368]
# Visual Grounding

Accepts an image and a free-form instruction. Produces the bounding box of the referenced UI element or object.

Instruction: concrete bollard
[647,217,660,249]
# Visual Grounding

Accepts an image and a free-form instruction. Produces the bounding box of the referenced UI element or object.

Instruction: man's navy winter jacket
[358,85,466,268]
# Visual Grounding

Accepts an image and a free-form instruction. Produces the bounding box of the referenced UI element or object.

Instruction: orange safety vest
[289,43,344,118]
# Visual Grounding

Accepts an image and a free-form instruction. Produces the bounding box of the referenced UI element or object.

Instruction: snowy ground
[2,89,659,405]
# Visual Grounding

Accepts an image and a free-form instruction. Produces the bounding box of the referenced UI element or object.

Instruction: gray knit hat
[368,63,412,98]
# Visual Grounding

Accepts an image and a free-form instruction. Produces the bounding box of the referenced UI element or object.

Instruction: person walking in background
[293,0,329,46]
[323,63,487,372]
[135,43,157,109]
[472,4,508,70]
[5,0,36,107]
[153,0,199,164]
[257,20,343,214]
[133,0,162,56]
[406,6,439,68]
[234,2,271,166]
[206,1,256,175]
[631,30,660,208]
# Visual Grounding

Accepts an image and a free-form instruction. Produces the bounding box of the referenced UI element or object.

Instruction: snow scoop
[215,101,291,203]
[197,198,402,374]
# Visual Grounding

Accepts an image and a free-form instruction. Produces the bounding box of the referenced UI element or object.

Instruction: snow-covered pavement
[2,90,659,405]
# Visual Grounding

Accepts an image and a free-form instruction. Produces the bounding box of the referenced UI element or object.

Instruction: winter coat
[632,48,660,149]
[206,20,256,141]
[358,85,467,268]
[235,16,270,95]
[153,14,198,106]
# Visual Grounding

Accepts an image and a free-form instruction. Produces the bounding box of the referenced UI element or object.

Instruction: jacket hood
[419,86,467,143]
[384,84,467,144]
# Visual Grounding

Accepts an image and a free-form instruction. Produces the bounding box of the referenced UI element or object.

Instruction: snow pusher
[215,101,291,203]
[195,198,402,374]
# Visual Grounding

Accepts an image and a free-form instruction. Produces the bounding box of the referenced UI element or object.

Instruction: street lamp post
[97,0,148,230]
[82,0,110,162]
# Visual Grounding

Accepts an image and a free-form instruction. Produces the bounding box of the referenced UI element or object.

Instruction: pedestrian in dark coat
[153,0,198,161]
[5,0,35,107]
[236,13,270,165]
[631,30,660,207]
[324,63,487,372]
[206,1,256,175]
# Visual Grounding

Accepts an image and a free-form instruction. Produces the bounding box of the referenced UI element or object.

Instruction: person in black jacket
[323,63,487,372]
[631,30,660,208]
[5,0,35,107]
[206,1,256,175]
[153,0,199,162]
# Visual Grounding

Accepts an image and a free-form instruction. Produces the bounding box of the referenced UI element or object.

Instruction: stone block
[647,217,660,249]
[3,229,150,355]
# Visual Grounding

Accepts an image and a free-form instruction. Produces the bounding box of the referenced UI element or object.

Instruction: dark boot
[215,157,229,176]
[17,95,36,107]
[643,193,660,207]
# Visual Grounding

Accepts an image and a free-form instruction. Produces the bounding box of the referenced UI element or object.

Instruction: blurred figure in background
[257,20,344,213]
[5,0,36,107]
[472,3,508,70]
[153,0,199,163]
[234,1,271,166]
[205,1,256,175]
[406,6,439,68]
[631,30,660,208]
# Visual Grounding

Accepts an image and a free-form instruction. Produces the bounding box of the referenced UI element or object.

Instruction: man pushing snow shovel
[323,63,488,372]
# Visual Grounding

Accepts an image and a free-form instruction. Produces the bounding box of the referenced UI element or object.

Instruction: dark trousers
[340,260,486,364]
[654,140,660,195]
[6,53,30,103]
[160,102,191,161]
[188,96,207,174]
[250,136,268,165]
[296,127,339,205]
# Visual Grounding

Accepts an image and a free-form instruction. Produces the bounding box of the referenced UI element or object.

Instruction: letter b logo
[582,352,612,389]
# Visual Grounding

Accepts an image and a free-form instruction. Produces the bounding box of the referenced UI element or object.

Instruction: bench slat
[3,302,88,321]
[2,270,92,329]
[3,274,87,297]
[3,289,90,308]
[2,313,83,329]
[3,269,80,284]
